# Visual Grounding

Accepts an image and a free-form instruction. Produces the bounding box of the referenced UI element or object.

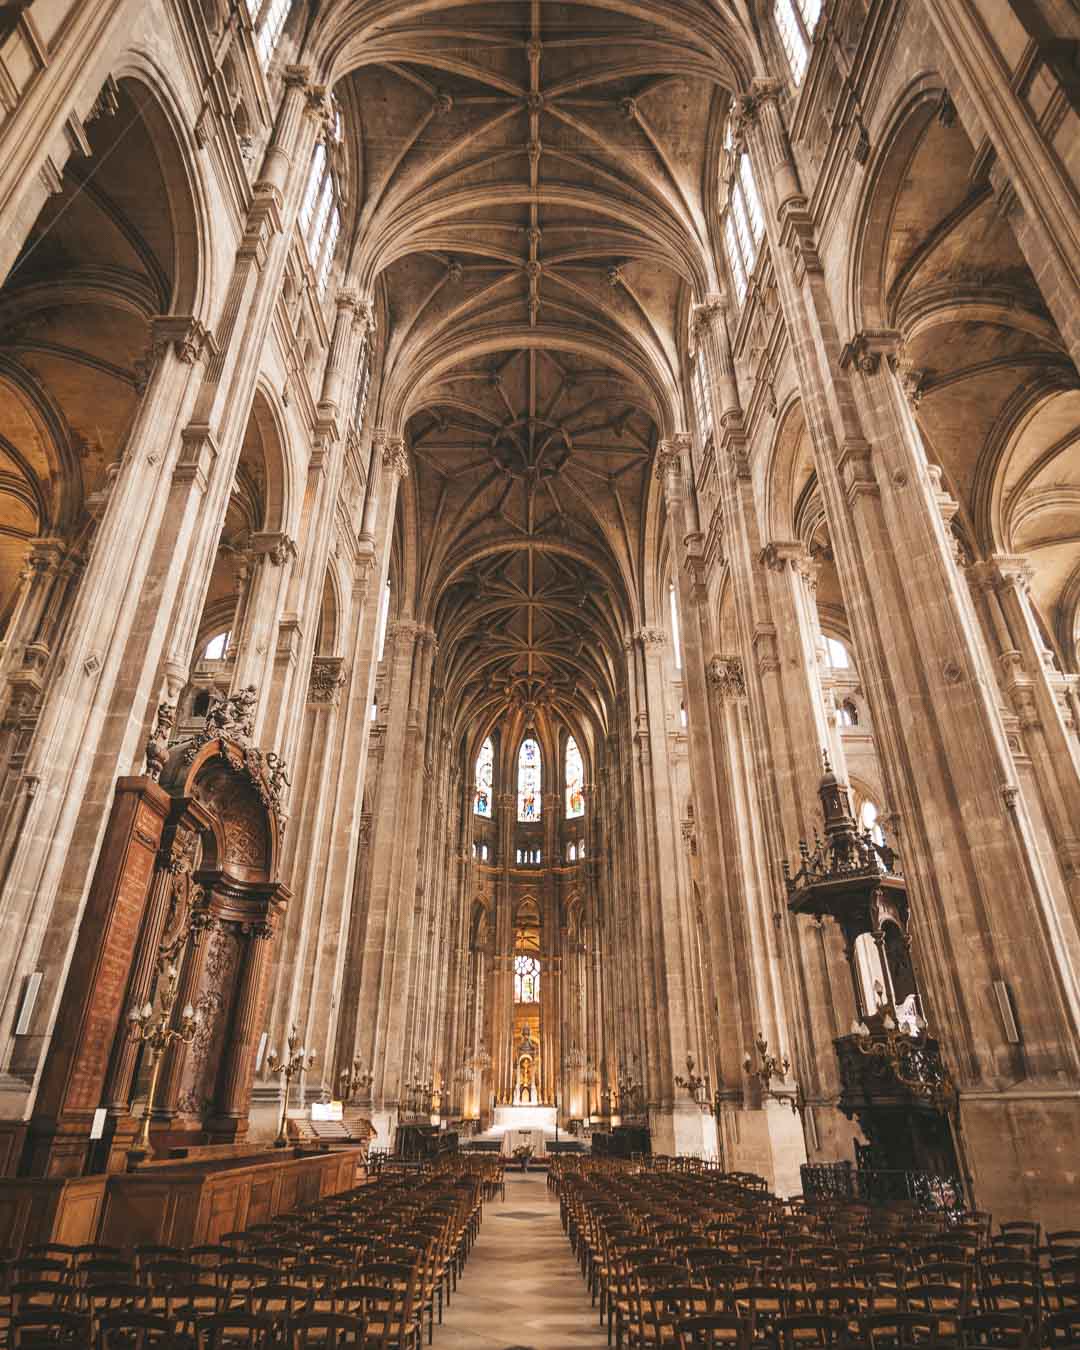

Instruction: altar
[488,1103,557,1157]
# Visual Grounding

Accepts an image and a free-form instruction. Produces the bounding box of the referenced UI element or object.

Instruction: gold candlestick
[127,960,203,1163]
[267,1025,316,1147]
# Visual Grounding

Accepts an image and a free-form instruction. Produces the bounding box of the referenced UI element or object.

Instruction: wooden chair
[958,1313,1035,1349]
[96,1309,193,1348]
[861,1311,940,1349]
[775,1314,852,1350]
[9,1308,87,1347]
[1045,1309,1080,1348]
[142,1261,204,1292]
[332,1283,414,1350]
[195,1311,279,1347]
[9,1278,81,1314]
[78,1257,137,1288]
[676,1312,752,1349]
[285,1311,364,1347]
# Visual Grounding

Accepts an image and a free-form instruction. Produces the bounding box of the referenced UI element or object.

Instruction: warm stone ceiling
[333,0,747,737]
[0,83,174,628]
[883,114,1080,661]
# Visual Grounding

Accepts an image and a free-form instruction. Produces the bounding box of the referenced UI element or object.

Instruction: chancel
[0,0,1077,1342]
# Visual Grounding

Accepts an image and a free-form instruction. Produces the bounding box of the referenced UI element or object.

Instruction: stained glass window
[474,737,493,817]
[517,737,542,822]
[514,954,540,1004]
[565,736,585,819]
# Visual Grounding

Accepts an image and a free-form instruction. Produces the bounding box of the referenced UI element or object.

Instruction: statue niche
[514,1025,539,1104]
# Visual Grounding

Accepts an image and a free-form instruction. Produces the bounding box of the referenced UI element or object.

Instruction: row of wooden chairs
[2,1154,503,1347]
[555,1160,1080,1350]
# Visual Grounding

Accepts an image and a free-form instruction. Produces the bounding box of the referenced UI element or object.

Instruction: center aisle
[439,1170,608,1350]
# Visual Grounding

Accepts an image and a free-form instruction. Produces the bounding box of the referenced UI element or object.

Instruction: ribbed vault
[332,0,743,733]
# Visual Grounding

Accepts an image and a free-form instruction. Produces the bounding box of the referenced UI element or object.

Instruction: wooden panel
[99,1149,364,1250]
[0,1176,107,1251]
[248,1176,275,1227]
[52,1177,107,1246]
[26,779,169,1178]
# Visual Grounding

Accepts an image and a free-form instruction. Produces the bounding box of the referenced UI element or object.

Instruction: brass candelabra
[338,1057,374,1102]
[743,1032,802,1115]
[267,1025,316,1147]
[674,1053,711,1109]
[127,960,203,1159]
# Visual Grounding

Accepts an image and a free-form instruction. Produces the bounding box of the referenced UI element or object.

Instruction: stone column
[740,77,1080,1222]
[317,432,407,1105]
[968,556,1080,911]
[625,624,715,1156]
[0,66,325,1094]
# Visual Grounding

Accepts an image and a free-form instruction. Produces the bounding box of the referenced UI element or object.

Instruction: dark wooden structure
[0,1146,362,1253]
[786,760,959,1181]
[9,692,291,1191]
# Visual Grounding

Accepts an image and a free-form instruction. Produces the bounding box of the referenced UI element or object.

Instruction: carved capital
[251,532,298,567]
[654,434,691,483]
[383,437,410,479]
[839,329,903,376]
[707,655,746,699]
[308,655,347,705]
[635,628,667,650]
[151,315,217,366]
[732,77,785,141]
[990,554,1035,596]
[760,541,816,585]
[691,294,726,343]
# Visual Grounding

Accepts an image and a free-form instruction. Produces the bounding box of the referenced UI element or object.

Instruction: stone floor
[437,1172,608,1350]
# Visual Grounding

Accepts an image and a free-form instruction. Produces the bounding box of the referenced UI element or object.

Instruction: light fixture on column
[674,1053,711,1110]
[127,959,204,1163]
[339,1057,374,1101]
[742,1032,802,1115]
[563,1044,585,1073]
[267,1025,317,1146]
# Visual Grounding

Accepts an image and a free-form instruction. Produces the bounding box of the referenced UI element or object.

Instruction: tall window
[474,737,493,818]
[376,579,390,661]
[723,152,765,308]
[250,0,291,68]
[299,125,343,297]
[669,582,683,670]
[691,351,713,447]
[859,798,885,847]
[774,0,821,85]
[565,736,585,819]
[824,635,852,670]
[204,631,230,661]
[517,738,542,822]
[514,954,540,1004]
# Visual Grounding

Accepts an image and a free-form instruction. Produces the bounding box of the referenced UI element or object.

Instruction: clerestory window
[773,0,822,86]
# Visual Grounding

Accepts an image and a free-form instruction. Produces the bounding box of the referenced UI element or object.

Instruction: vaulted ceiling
[333,0,745,742]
